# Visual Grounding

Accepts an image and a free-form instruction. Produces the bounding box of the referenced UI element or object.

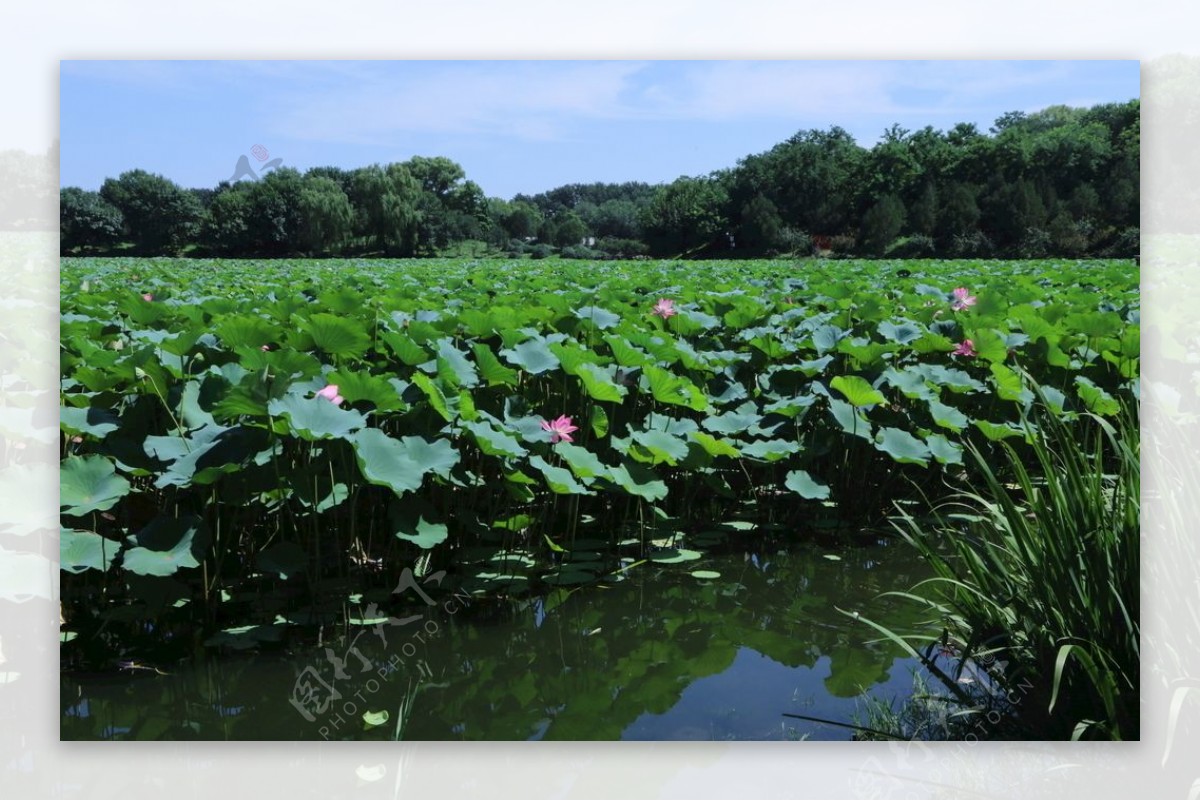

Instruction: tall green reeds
[867,389,1139,740]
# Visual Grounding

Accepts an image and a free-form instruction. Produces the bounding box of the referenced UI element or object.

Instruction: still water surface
[61,538,935,740]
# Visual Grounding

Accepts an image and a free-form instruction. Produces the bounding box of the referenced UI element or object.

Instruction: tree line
[60,99,1139,259]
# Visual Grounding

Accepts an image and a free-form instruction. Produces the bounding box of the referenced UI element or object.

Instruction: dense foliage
[59,257,1138,668]
[60,101,1139,260]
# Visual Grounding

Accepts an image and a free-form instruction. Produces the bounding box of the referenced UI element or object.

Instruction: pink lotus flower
[260,344,271,352]
[141,293,154,302]
[315,384,344,405]
[951,287,977,311]
[540,414,579,443]
[651,298,677,319]
[952,339,977,358]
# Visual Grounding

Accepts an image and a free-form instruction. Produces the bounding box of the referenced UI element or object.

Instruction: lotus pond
[62,538,948,741]
[58,256,1139,740]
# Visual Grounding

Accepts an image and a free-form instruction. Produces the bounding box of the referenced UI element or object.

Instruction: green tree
[738,194,784,254]
[199,185,252,255]
[935,182,981,247]
[501,201,542,240]
[297,175,355,255]
[59,188,124,252]
[241,168,307,256]
[859,194,906,256]
[908,182,938,238]
[99,169,202,254]
[552,211,588,247]
[984,177,1048,252]
[641,176,729,255]
[348,164,422,255]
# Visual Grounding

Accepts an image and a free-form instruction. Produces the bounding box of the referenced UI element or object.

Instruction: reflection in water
[61,539,936,740]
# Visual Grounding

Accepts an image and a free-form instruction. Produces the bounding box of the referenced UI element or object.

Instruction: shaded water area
[61,538,940,741]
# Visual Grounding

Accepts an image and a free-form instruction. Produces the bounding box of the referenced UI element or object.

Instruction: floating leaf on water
[203,623,286,650]
[362,710,390,728]
[822,554,842,561]
[649,548,702,564]
[690,570,721,580]
[542,569,595,586]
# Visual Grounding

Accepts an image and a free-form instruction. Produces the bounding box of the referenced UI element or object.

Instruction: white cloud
[268,61,651,144]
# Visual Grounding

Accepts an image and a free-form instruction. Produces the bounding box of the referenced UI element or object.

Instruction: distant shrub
[528,243,556,260]
[504,238,531,257]
[885,235,936,258]
[949,230,994,258]
[560,244,608,260]
[594,237,649,259]
[1103,226,1140,258]
[776,227,811,256]
[828,234,857,256]
[1018,227,1052,259]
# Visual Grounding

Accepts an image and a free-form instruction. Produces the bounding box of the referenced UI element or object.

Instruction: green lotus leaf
[574,363,628,403]
[61,455,131,517]
[688,430,741,458]
[629,429,689,466]
[740,439,801,462]
[299,312,371,360]
[528,454,591,495]
[973,419,1028,441]
[393,513,449,549]
[350,429,429,495]
[60,405,120,439]
[1075,375,1121,416]
[602,334,652,368]
[407,372,452,422]
[123,515,209,577]
[434,338,479,388]
[926,399,970,432]
[381,331,430,366]
[472,342,519,386]
[326,370,408,411]
[555,442,608,479]
[604,461,668,501]
[926,433,964,465]
[573,305,621,330]
[830,375,887,408]
[501,338,560,374]
[214,314,276,350]
[873,427,931,466]
[826,398,873,441]
[268,394,368,441]
[462,420,527,459]
[643,365,709,411]
[784,469,831,500]
[702,401,761,435]
[649,547,701,564]
[878,319,923,344]
[60,527,122,573]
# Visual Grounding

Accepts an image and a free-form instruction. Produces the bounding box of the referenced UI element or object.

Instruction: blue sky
[59,60,1139,200]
